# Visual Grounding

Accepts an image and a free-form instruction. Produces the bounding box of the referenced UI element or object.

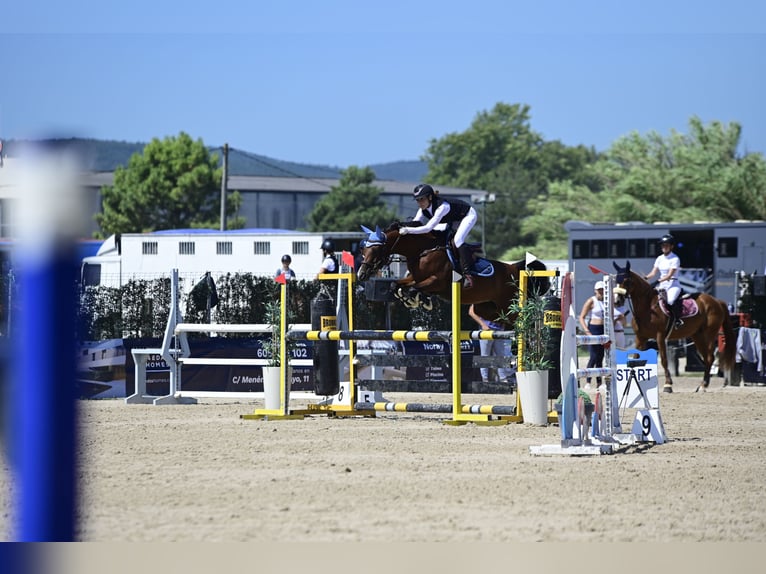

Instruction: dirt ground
[2,373,766,542]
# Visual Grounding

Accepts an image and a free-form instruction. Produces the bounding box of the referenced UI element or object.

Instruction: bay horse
[357,222,549,327]
[613,261,735,393]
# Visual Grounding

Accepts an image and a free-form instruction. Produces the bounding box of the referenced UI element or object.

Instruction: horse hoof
[663,385,673,394]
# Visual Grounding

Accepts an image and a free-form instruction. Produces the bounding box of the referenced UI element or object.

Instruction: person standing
[468,304,515,385]
[398,183,478,288]
[578,280,607,389]
[645,233,683,328]
[275,254,296,280]
[317,239,338,278]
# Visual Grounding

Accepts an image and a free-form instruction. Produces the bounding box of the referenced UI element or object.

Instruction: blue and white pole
[10,147,86,541]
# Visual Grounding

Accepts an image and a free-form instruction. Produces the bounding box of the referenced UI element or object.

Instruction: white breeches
[452,207,478,247]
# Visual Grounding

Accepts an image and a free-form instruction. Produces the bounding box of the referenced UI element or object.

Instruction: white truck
[80,228,366,289]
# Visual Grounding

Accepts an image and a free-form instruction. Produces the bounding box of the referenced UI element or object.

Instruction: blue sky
[1,1,765,168]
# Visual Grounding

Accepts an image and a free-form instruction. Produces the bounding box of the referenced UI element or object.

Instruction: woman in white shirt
[645,234,683,327]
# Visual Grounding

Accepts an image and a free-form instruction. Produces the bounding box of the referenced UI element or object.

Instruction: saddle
[446,243,494,277]
[657,292,699,319]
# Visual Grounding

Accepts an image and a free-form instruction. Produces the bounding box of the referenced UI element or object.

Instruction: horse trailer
[80,228,366,290]
[566,220,766,313]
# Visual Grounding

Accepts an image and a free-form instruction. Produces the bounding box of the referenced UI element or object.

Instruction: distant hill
[1,138,428,182]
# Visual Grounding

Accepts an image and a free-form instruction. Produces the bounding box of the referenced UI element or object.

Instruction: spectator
[578,280,607,390]
[468,304,515,385]
[317,239,338,278]
[275,254,296,280]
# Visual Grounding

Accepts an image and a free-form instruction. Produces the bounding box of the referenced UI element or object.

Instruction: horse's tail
[719,301,737,371]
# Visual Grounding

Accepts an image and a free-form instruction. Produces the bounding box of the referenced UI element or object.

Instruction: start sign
[614,349,659,409]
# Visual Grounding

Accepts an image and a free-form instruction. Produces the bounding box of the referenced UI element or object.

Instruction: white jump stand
[124,269,196,405]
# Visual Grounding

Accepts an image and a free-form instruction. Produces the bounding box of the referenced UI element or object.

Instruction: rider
[645,233,684,328]
[399,183,479,288]
[317,239,338,278]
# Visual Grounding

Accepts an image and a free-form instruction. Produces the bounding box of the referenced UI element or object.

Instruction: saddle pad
[659,297,699,318]
[446,251,494,277]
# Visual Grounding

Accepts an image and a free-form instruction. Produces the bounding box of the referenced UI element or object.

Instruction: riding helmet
[281,254,291,264]
[413,183,435,199]
[321,239,335,252]
[659,233,675,245]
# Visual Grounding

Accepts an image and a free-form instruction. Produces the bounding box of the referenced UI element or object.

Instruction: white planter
[516,370,549,425]
[263,366,290,410]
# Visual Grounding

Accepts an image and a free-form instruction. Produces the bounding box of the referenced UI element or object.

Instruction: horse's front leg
[410,275,443,292]
[657,335,674,393]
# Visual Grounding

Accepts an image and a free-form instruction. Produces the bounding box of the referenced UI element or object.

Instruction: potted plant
[261,287,291,409]
[500,270,553,424]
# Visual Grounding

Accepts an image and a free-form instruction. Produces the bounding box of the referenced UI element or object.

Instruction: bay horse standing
[357,222,548,327]
[613,261,735,393]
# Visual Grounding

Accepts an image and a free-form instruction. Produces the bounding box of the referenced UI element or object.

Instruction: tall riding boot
[671,298,684,328]
[458,244,474,288]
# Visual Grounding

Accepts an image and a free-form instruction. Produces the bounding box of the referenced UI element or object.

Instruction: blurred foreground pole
[11,147,85,541]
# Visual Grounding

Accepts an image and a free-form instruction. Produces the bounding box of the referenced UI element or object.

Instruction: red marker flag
[275,273,287,284]
[342,250,355,269]
[588,264,608,275]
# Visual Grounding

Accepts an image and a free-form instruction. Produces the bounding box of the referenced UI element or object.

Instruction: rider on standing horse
[398,183,479,288]
[645,233,684,329]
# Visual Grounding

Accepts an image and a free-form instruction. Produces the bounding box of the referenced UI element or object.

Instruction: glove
[399,227,409,235]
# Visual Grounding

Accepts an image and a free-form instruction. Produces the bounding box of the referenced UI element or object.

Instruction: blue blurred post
[10,149,83,541]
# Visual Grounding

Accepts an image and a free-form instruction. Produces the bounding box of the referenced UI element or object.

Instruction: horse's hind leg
[658,336,674,393]
[692,332,715,393]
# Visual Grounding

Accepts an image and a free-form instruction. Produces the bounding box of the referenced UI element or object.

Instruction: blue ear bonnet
[360,224,385,246]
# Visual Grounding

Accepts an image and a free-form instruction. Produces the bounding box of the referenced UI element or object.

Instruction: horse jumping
[613,261,736,393]
[357,222,548,327]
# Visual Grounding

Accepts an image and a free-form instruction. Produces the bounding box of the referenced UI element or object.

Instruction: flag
[275,273,287,284]
[342,250,355,269]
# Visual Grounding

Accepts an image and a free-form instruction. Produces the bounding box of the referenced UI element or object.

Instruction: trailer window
[179,241,195,255]
[292,241,309,255]
[217,241,233,255]
[646,239,660,258]
[142,241,158,255]
[627,239,646,258]
[589,239,608,258]
[608,239,626,258]
[572,240,589,259]
[717,237,737,257]
[81,263,101,287]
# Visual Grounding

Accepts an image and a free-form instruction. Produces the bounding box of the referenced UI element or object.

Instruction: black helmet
[321,239,335,252]
[413,183,435,199]
[281,254,291,264]
[659,234,675,245]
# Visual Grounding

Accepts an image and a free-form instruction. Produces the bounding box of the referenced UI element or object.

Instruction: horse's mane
[628,270,657,301]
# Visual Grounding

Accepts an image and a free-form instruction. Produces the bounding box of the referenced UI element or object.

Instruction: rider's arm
[661,259,680,282]
[403,203,450,234]
[645,264,659,281]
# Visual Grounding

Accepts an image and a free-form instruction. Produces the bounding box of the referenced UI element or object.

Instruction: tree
[306,166,397,232]
[94,132,243,237]
[591,116,766,222]
[514,116,766,260]
[423,102,599,257]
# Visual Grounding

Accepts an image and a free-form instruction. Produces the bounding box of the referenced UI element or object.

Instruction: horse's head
[357,224,389,281]
[613,260,651,294]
